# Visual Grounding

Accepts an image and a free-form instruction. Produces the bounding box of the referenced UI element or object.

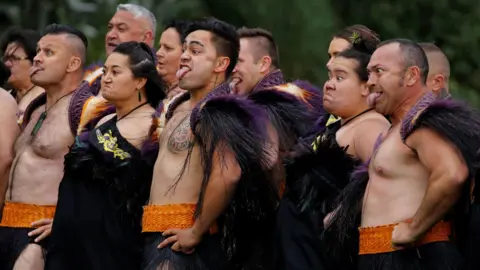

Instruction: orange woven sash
[142,204,217,234]
[359,220,451,255]
[0,202,56,228]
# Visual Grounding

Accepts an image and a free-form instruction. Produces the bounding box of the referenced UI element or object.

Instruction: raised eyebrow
[188,40,204,47]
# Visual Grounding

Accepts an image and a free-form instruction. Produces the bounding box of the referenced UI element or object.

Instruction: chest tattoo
[167,117,193,152]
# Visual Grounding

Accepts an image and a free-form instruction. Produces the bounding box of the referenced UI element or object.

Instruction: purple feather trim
[165,81,231,123]
[190,95,267,137]
[252,69,285,92]
[292,80,325,116]
[68,81,94,135]
[400,92,436,141]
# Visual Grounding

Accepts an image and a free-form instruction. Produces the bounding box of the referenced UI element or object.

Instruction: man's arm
[353,118,390,163]
[0,91,20,207]
[191,146,241,237]
[405,127,468,238]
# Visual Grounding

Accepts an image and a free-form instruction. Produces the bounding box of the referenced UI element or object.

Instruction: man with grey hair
[83,3,157,96]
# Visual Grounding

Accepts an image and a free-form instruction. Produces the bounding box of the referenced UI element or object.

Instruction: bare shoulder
[0,89,17,111]
[356,113,390,133]
[96,113,116,128]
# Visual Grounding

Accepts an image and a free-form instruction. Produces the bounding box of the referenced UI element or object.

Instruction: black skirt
[142,232,227,270]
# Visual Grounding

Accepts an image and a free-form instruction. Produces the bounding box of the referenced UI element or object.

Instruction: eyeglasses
[1,55,29,64]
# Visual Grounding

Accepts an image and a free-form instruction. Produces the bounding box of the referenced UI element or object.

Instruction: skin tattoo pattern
[168,115,193,152]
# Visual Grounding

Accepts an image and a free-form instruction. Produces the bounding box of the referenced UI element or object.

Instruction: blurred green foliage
[1,0,479,105]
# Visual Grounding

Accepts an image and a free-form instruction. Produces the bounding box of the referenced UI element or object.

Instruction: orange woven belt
[359,220,451,255]
[0,201,56,228]
[142,203,218,234]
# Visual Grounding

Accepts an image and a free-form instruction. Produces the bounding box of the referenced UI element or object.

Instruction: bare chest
[370,127,417,177]
[15,102,73,159]
[161,112,194,154]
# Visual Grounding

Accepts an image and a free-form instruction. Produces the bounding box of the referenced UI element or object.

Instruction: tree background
[1,0,479,105]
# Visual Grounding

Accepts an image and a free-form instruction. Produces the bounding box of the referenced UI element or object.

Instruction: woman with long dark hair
[44,41,165,270]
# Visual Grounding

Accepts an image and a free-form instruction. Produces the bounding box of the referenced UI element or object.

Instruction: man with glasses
[0,27,44,126]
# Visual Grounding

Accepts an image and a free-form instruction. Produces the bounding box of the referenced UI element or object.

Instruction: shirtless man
[0,27,44,125]
[0,24,87,270]
[0,89,19,217]
[419,42,450,98]
[142,18,278,269]
[338,39,476,269]
[230,27,285,95]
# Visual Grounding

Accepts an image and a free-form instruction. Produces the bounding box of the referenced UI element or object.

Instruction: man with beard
[230,27,285,95]
[0,24,87,270]
[141,17,279,269]
[326,39,480,269]
[419,42,450,98]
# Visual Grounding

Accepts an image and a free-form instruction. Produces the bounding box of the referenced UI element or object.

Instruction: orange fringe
[273,83,314,109]
[77,96,110,135]
[0,202,56,228]
[359,220,451,255]
[149,115,160,142]
[142,204,218,234]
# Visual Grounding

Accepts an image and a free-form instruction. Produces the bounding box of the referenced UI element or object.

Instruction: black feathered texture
[320,134,383,268]
[401,93,480,257]
[248,89,317,153]
[401,94,480,179]
[190,95,279,269]
[285,132,357,214]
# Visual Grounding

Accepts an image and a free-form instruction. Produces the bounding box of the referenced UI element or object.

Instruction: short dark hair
[183,17,239,77]
[113,42,166,108]
[164,19,190,43]
[378,39,429,84]
[237,27,279,69]
[334,24,381,53]
[43,24,88,64]
[0,27,40,62]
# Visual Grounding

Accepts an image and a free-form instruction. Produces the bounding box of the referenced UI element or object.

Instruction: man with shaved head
[0,24,88,269]
[230,27,285,95]
[419,42,450,98]
[326,38,480,269]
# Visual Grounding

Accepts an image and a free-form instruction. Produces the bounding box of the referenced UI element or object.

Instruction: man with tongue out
[141,17,279,270]
[326,38,480,269]
[0,24,88,270]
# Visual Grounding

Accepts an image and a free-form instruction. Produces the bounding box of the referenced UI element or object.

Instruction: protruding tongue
[176,67,190,79]
[229,78,241,94]
[367,92,382,107]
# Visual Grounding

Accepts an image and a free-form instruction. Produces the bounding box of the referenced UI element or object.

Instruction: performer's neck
[189,75,225,106]
[15,82,35,100]
[115,99,148,119]
[44,75,82,108]
[164,75,178,90]
[340,104,371,124]
[390,88,428,126]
